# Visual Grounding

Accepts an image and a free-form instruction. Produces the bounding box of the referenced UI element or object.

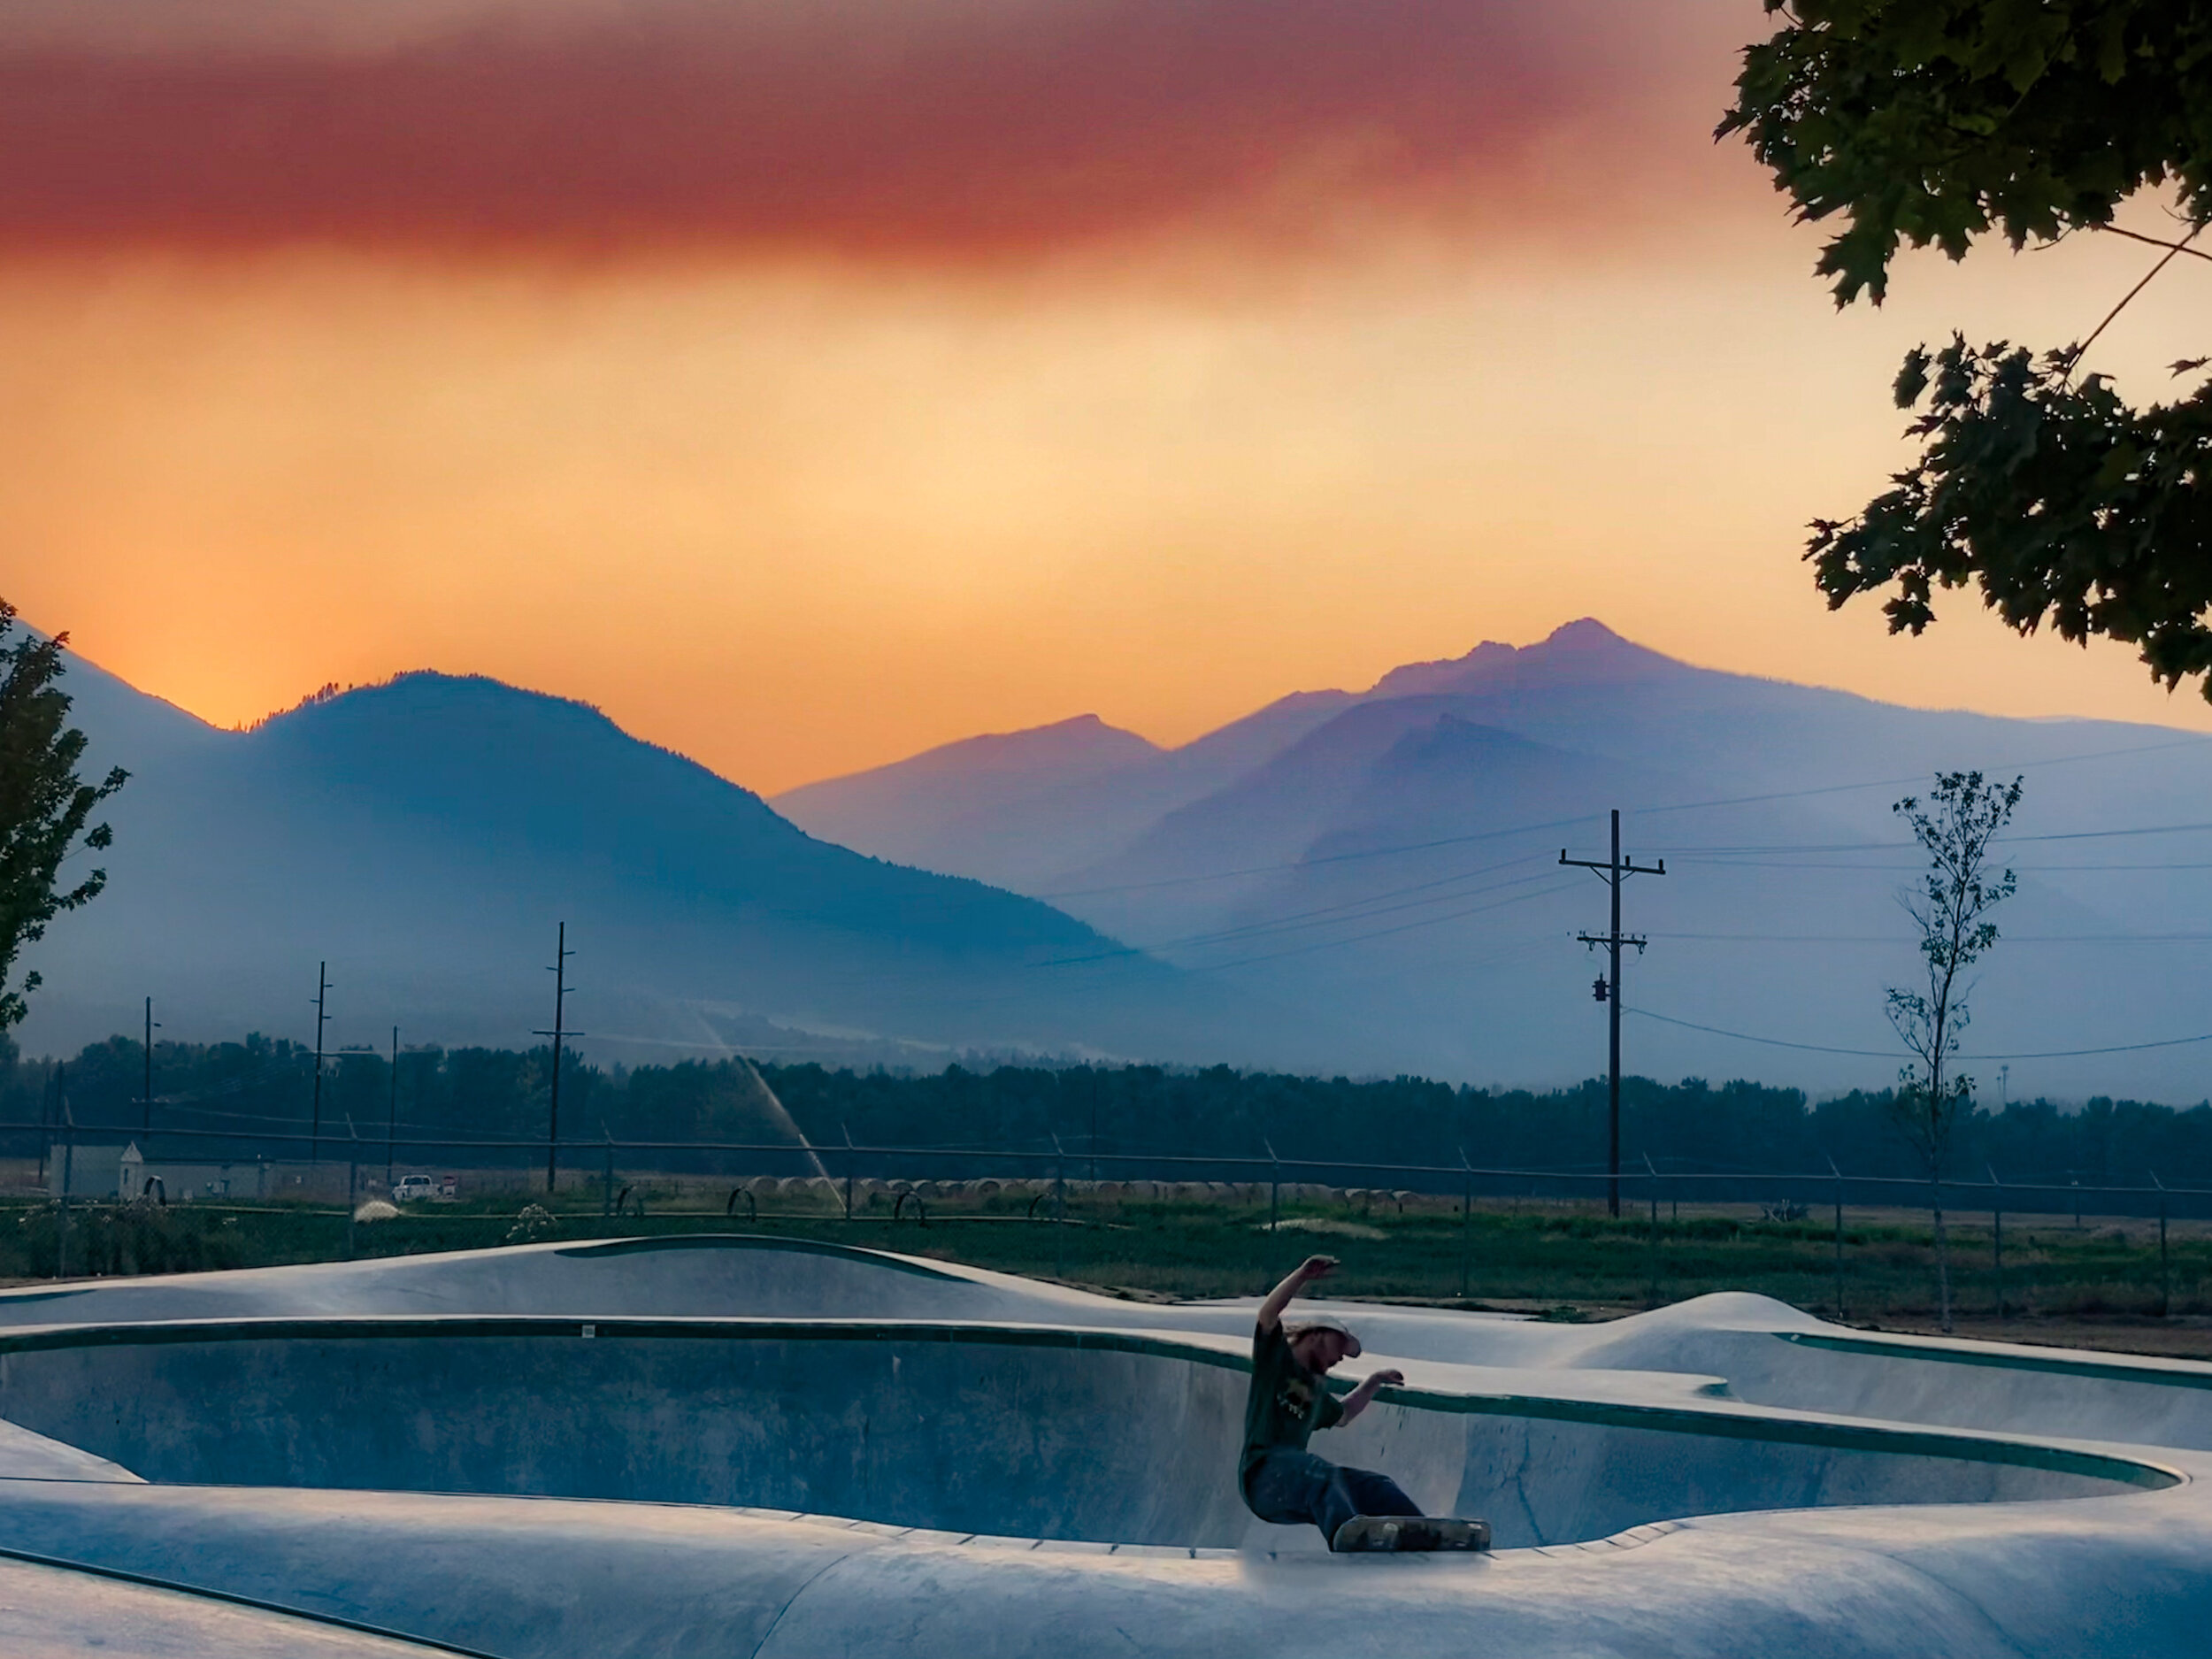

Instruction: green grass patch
[7,1193,2212,1335]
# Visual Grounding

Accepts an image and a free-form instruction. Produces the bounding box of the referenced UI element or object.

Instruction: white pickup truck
[392,1174,436,1203]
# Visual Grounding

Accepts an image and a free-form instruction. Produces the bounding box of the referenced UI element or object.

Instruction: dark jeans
[1243,1449,1422,1547]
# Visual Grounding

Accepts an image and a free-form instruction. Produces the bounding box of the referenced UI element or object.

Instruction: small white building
[114,1144,268,1203]
[46,1142,131,1199]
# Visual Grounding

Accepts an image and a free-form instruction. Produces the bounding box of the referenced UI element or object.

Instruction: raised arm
[1257,1255,1337,1332]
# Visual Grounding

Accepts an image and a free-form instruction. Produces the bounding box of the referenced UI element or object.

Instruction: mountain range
[24,618,2212,1099]
[19,656,1299,1074]
[778,620,2212,1100]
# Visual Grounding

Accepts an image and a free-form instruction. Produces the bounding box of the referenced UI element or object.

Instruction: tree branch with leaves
[1887,769,2022,1333]
[0,601,128,1032]
[1721,1,2212,695]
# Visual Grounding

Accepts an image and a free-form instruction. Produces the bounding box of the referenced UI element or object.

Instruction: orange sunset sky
[4,0,2209,795]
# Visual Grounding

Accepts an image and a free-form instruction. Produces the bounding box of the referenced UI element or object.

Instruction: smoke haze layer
[0,0,1732,260]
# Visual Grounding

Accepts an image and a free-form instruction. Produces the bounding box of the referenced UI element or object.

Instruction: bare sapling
[1887,771,2022,1334]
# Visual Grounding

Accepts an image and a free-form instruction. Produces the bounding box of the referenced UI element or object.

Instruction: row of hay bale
[735,1176,841,1199]
[719,1172,1448,1212]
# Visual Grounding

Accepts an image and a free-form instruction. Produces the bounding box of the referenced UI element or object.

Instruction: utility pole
[387,1025,400,1188]
[1562,810,1667,1218]
[310,962,332,1160]
[533,923,580,1194]
[141,997,161,1134]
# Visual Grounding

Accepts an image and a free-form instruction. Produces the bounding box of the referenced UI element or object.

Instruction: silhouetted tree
[1723,4,2212,695]
[0,601,127,1031]
[1886,771,2023,1332]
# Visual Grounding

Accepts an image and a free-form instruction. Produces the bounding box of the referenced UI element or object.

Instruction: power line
[1041,856,1555,965]
[1632,733,2212,818]
[1647,841,1900,856]
[1051,824,2212,974]
[2008,820,2212,844]
[1626,1005,2212,1061]
[1180,878,1583,973]
[1031,734,2212,904]
[1041,802,2212,926]
[1010,825,2212,990]
[1034,811,1604,899]
[1646,931,2212,944]
[1653,821,2212,858]
[1665,857,2212,872]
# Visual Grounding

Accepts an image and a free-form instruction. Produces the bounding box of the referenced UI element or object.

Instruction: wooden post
[843,1124,857,1223]
[1826,1153,1845,1321]
[1987,1163,2004,1324]
[2154,1172,2170,1318]
[57,1107,74,1280]
[1265,1138,1281,1240]
[1644,1154,1661,1309]
[1051,1137,1067,1281]
[344,1118,359,1261]
[1458,1148,1473,1302]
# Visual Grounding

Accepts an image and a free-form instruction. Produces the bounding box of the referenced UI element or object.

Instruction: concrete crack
[745,1551,855,1659]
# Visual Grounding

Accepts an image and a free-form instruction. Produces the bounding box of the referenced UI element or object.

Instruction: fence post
[1932,1173,1949,1333]
[2154,1171,2170,1317]
[1050,1136,1067,1281]
[602,1129,614,1221]
[1825,1153,1845,1322]
[1987,1163,2004,1324]
[1643,1154,1661,1309]
[36,1063,52,1190]
[843,1124,857,1224]
[58,1106,74,1280]
[1263,1138,1281,1240]
[1457,1148,1473,1302]
[1989,1163,2008,1322]
[344,1118,359,1261]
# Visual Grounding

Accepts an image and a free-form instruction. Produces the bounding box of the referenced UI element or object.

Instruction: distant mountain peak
[1544,617,1627,649]
[1366,618,1683,700]
[1363,641,1514,698]
[1021,712,1152,744]
[246,667,611,733]
[792,713,1161,791]
[250,668,636,749]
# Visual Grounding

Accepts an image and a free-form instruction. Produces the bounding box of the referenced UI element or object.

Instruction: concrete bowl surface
[0,1234,2203,1656]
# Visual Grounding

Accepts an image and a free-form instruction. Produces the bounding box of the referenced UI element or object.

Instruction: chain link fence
[3,1118,2207,1320]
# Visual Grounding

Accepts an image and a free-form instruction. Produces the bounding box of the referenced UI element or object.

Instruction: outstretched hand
[1338,1365,1405,1425]
[1260,1255,1340,1332]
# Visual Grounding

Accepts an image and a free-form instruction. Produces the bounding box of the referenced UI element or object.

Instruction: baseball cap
[1289,1315,1363,1358]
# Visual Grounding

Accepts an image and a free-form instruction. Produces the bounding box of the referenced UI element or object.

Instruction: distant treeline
[4,1033,2211,1194]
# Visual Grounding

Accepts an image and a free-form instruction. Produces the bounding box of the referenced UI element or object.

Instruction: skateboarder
[1239,1253,1484,1553]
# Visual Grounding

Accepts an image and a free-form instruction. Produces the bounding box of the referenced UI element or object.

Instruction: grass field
[8,1179,2212,1357]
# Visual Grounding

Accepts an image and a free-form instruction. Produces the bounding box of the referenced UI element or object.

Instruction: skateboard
[1331,1515,1490,1553]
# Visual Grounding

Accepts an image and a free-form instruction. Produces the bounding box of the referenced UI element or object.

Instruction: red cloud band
[0,1,1701,258]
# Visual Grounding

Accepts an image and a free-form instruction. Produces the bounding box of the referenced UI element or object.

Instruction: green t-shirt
[1240,1321,1343,1486]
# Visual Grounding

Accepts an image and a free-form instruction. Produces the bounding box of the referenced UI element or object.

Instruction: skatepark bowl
[0,1235,2205,1657]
